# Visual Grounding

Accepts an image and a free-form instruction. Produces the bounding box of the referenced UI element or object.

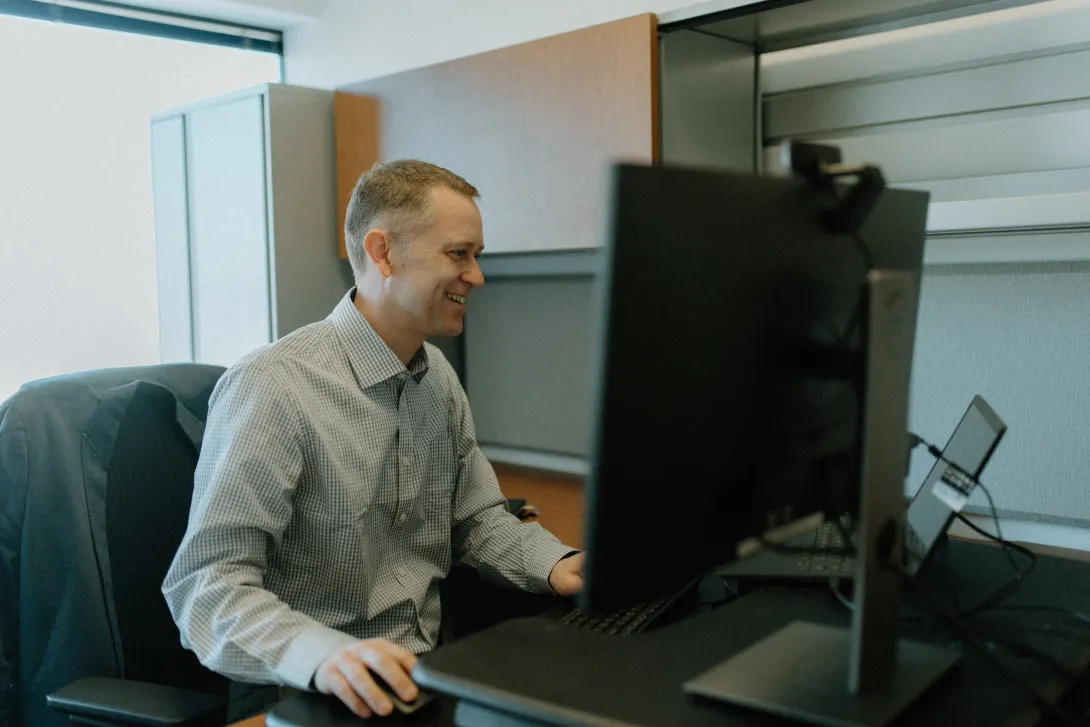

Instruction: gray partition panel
[755,13,1090,528]
[907,262,1090,527]
[660,29,756,172]
[764,48,1090,143]
[465,278,596,457]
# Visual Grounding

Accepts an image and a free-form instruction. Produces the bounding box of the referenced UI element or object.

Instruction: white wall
[283,0,742,89]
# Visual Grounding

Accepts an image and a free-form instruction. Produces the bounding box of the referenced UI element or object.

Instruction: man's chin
[432,322,464,338]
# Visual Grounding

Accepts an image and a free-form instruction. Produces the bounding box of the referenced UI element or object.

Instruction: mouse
[371,673,437,716]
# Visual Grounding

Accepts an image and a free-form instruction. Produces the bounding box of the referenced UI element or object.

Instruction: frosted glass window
[0,13,280,400]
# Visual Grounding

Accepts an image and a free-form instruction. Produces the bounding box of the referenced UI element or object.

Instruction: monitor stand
[684,271,960,727]
[684,621,958,727]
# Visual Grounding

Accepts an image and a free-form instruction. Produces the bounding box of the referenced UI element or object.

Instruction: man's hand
[548,552,585,596]
[313,638,418,718]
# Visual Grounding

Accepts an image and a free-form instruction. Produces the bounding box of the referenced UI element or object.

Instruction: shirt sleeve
[162,362,358,689]
[446,374,576,593]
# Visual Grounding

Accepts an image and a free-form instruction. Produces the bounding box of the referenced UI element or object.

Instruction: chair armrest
[47,676,225,726]
[505,498,541,521]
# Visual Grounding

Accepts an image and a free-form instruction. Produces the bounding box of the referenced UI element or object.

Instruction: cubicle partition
[483,0,1090,538]
[330,0,1090,537]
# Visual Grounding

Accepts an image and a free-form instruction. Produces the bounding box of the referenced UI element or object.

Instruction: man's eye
[450,250,466,258]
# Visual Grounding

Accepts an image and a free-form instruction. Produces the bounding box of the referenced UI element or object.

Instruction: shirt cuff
[274,623,361,690]
[524,532,581,594]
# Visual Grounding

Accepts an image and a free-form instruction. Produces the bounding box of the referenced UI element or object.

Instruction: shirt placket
[394,372,416,588]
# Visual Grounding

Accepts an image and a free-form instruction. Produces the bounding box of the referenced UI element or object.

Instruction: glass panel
[0,14,280,399]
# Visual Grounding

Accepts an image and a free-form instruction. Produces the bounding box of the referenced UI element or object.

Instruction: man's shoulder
[223,319,343,387]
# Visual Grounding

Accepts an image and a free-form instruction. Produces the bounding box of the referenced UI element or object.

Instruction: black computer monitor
[580,162,928,612]
[579,162,958,727]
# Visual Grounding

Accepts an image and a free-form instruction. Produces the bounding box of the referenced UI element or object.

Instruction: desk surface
[262,691,457,727]
[414,539,1090,727]
[243,540,1090,727]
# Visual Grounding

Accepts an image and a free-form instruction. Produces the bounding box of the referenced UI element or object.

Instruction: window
[0,12,280,400]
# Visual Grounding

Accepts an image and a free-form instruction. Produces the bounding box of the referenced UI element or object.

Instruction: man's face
[388,186,485,338]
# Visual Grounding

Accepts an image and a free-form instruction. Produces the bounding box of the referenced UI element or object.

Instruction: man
[163,160,584,719]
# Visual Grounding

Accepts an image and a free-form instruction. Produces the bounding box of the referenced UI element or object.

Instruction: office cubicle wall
[760,9,1090,528]
[463,28,757,473]
[659,29,757,172]
[465,278,597,467]
[465,1,1090,532]
[908,262,1090,528]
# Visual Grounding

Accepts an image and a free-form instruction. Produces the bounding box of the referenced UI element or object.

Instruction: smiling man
[163,160,583,721]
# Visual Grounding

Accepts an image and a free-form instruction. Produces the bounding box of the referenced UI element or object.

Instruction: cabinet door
[338,14,658,255]
[185,95,272,366]
[150,116,194,363]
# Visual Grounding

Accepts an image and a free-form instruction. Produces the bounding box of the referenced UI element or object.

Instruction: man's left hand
[548,552,585,596]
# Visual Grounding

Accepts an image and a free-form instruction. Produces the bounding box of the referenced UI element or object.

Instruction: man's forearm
[453,505,576,593]
[164,562,358,689]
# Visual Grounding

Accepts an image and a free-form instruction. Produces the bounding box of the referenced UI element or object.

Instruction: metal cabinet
[151,83,350,366]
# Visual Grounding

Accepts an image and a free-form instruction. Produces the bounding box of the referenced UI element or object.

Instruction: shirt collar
[329,289,430,390]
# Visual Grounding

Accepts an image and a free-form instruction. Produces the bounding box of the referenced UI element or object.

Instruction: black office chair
[49,380,232,726]
[0,365,229,727]
[0,365,555,726]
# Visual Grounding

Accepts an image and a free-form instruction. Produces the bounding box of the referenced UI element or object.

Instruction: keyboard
[797,520,856,575]
[560,596,674,635]
[559,584,692,636]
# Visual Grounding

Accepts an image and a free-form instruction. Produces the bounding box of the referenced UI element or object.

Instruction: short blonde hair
[344,159,480,281]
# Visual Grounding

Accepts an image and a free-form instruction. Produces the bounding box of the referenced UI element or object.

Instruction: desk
[261,692,458,727]
[415,540,1090,727]
[247,540,1090,727]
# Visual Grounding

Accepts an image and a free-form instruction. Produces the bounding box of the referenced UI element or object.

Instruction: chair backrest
[0,364,226,727]
[105,382,227,698]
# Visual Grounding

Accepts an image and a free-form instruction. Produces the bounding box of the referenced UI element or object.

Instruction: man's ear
[363,229,394,278]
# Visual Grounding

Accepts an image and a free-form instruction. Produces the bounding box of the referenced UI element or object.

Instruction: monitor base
[684,620,959,727]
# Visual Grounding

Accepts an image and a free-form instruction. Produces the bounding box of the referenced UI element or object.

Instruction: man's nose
[464,258,485,288]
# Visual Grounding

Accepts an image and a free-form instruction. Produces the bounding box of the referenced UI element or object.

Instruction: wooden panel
[339,14,658,255]
[493,463,584,550]
[228,716,265,727]
[334,92,380,260]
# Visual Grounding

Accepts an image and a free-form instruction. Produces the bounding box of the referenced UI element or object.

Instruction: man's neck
[352,287,424,366]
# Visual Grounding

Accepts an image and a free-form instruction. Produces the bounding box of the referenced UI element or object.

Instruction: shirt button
[401,455,411,466]
[398,567,407,577]
[399,513,407,523]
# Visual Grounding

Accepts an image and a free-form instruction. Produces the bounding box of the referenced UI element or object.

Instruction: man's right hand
[313,638,419,718]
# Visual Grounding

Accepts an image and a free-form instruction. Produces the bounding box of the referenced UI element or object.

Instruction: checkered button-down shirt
[163,290,573,689]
